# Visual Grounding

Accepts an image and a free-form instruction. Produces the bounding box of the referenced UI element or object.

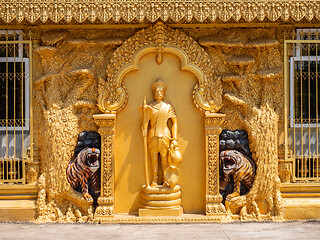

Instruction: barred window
[0,30,31,184]
[290,29,320,126]
[290,59,320,124]
[0,30,30,129]
[286,29,320,182]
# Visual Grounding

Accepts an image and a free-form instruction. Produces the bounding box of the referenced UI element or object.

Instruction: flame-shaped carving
[97,22,222,114]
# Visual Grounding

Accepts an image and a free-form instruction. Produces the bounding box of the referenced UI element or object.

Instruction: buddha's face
[153,87,165,101]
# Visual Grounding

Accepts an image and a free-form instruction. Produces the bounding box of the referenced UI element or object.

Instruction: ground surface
[0,221,319,240]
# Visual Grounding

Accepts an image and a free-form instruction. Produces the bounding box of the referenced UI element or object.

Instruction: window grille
[285,29,320,182]
[0,30,32,184]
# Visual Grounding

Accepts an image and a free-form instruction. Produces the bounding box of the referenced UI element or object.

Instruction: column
[205,112,226,215]
[93,114,116,218]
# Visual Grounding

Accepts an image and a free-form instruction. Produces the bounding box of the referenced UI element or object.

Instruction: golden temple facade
[0,0,320,222]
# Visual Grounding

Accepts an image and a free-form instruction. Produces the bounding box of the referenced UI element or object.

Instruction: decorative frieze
[2,1,320,24]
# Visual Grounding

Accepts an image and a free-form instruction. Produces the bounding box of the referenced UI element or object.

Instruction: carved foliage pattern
[96,128,114,216]
[94,115,115,216]
[3,1,320,24]
[207,134,218,196]
[205,114,226,215]
[103,135,113,197]
[98,22,222,113]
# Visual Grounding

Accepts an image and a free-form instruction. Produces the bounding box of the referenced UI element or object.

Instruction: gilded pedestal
[139,185,183,217]
[93,114,116,219]
[205,113,226,215]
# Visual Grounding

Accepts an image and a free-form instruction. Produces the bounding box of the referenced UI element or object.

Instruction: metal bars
[285,30,320,182]
[0,30,32,184]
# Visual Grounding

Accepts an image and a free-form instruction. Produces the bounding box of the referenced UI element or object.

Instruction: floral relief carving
[2,1,320,24]
[205,113,226,215]
[207,135,218,195]
[93,114,115,217]
[101,135,113,197]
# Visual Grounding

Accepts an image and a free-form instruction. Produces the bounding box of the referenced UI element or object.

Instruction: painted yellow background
[115,53,205,214]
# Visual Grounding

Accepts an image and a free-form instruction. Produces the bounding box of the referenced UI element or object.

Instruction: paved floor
[0,221,319,240]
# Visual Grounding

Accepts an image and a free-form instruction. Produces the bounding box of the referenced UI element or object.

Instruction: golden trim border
[2,1,320,24]
[97,216,224,223]
[94,213,275,223]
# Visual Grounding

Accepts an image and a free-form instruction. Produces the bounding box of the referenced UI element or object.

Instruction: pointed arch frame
[97,22,222,114]
[94,22,225,218]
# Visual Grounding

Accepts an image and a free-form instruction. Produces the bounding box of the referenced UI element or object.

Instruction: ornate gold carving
[244,105,284,221]
[97,84,127,114]
[26,165,38,184]
[279,161,292,183]
[97,22,222,114]
[206,203,226,215]
[207,135,218,196]
[102,135,113,197]
[26,148,41,184]
[141,185,182,209]
[140,79,181,188]
[93,114,116,136]
[94,203,114,217]
[34,65,98,223]
[206,194,223,203]
[93,114,115,217]
[97,197,114,205]
[138,79,183,216]
[93,116,116,128]
[154,22,165,65]
[205,117,225,126]
[139,185,183,217]
[210,27,284,221]
[3,1,320,24]
[97,215,226,223]
[205,113,226,215]
[205,127,222,135]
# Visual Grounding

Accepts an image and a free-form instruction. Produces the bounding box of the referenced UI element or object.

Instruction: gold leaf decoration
[2,1,320,24]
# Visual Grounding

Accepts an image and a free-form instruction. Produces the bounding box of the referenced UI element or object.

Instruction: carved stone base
[94,196,114,219]
[94,205,114,219]
[206,194,226,215]
[139,207,183,217]
[139,185,183,217]
[279,161,292,183]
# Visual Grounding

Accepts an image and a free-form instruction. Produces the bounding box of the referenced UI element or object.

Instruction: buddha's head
[152,78,167,101]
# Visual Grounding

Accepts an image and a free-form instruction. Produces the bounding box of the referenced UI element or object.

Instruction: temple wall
[1,0,320,223]
[31,26,285,216]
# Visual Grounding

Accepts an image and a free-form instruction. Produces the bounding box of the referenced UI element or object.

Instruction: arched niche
[93,22,226,218]
[97,22,222,114]
[115,52,205,213]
